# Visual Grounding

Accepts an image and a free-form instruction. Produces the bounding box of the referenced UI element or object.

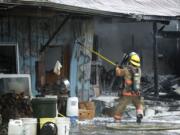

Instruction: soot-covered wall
[94,18,180,75]
[0,16,73,95]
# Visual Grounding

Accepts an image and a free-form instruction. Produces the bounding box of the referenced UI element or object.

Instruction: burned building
[0,1,180,134]
[0,0,179,99]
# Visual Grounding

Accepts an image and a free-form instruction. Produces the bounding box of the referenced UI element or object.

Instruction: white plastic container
[66,97,79,117]
[8,119,23,135]
[21,118,37,135]
[56,117,70,135]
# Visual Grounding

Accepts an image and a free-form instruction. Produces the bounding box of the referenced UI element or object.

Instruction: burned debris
[142,74,180,100]
[0,93,32,123]
[0,93,32,135]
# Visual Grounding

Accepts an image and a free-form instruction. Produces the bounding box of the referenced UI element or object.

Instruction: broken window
[0,43,19,74]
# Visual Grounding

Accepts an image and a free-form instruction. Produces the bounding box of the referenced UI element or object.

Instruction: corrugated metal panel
[49,0,180,16]
[1,0,180,17]
[17,0,180,17]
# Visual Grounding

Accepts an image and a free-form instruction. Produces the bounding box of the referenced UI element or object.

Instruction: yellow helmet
[129,52,140,67]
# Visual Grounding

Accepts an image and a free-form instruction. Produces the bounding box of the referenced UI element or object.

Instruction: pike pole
[78,42,116,66]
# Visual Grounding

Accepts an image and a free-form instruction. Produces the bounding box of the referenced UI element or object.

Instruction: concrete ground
[71,96,180,135]
[70,126,180,135]
[69,117,180,135]
[70,125,180,135]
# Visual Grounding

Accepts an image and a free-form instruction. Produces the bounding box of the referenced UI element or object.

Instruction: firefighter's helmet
[129,52,140,67]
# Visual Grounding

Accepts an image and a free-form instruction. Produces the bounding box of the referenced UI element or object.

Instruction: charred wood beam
[170,77,180,84]
[153,22,159,97]
[144,99,180,106]
[28,17,32,75]
[157,31,180,39]
[0,5,62,18]
[144,95,174,102]
[40,15,70,53]
[158,25,166,33]
[132,15,172,22]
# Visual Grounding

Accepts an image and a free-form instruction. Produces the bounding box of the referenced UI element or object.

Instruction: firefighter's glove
[115,62,122,68]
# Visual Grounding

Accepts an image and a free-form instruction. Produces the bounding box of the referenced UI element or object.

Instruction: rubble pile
[0,93,32,134]
[0,93,32,123]
[141,74,180,100]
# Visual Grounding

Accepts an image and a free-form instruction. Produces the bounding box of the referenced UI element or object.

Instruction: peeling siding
[70,18,94,101]
[0,16,73,95]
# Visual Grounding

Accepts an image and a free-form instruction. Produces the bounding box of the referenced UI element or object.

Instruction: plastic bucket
[21,118,37,135]
[31,97,57,118]
[39,118,56,129]
[56,117,70,135]
[66,97,79,117]
[39,118,57,135]
[8,119,23,135]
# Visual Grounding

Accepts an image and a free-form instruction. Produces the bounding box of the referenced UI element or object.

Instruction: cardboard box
[79,101,95,110]
[79,109,95,120]
[79,101,95,120]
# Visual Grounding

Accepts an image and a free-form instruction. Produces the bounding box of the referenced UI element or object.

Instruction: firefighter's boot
[136,114,143,124]
[114,114,122,123]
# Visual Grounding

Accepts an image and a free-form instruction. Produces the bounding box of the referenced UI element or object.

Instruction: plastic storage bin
[31,97,57,118]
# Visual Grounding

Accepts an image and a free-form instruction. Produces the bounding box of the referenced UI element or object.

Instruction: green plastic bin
[31,97,57,118]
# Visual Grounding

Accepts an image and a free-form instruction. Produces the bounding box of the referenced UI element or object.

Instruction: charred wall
[0,11,180,98]
[94,18,180,76]
[0,15,73,95]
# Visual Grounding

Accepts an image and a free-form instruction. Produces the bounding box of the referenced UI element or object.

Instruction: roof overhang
[0,0,179,22]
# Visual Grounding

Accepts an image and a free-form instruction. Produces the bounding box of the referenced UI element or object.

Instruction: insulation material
[49,0,180,16]
[53,60,62,75]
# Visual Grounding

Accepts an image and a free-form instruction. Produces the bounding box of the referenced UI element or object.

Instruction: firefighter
[113,52,144,123]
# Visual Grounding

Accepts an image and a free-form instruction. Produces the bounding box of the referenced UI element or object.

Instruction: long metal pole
[153,22,159,97]
[78,42,116,66]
